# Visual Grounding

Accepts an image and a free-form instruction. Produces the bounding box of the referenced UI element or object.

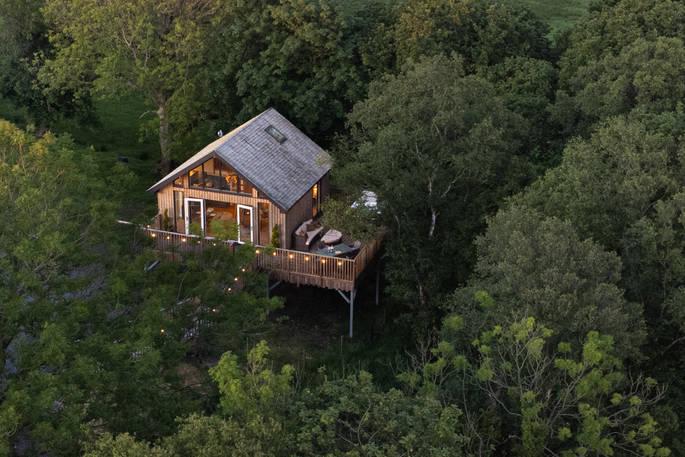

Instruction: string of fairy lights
[150,228,348,336]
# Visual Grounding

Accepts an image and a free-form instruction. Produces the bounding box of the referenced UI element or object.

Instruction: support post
[335,288,357,338]
[348,288,356,338]
[375,265,380,306]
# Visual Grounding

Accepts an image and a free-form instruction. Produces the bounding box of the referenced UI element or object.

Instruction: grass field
[509,0,591,34]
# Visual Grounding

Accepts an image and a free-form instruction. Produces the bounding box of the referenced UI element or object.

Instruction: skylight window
[265,125,287,143]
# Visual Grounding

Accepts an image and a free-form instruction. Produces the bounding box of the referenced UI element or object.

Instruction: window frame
[186,157,255,196]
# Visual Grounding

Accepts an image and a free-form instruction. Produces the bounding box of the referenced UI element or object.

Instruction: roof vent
[265,125,287,144]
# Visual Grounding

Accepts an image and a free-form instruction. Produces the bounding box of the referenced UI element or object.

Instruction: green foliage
[209,341,295,422]
[91,365,471,456]
[449,204,646,359]
[555,0,685,135]
[40,0,227,169]
[209,219,239,242]
[515,112,685,450]
[0,0,90,125]
[339,54,527,310]
[480,56,560,165]
[320,197,379,243]
[294,371,468,456]
[0,120,281,454]
[270,224,281,248]
[209,0,387,142]
[429,316,669,456]
[394,0,550,68]
[516,115,685,349]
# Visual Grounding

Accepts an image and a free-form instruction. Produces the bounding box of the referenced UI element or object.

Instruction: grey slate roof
[148,108,332,210]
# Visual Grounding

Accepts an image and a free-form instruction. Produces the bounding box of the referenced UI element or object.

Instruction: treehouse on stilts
[140,108,382,337]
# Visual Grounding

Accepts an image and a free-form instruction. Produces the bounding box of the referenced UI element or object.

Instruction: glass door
[184,198,205,235]
[237,204,254,243]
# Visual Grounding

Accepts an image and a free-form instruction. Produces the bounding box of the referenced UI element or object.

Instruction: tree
[423,316,669,456]
[393,0,550,69]
[0,120,281,454]
[209,341,295,424]
[0,0,88,126]
[338,54,526,311]
[209,0,389,142]
[449,205,646,360]
[516,114,685,451]
[87,342,471,457]
[39,0,225,171]
[555,0,685,135]
[479,57,559,167]
[516,116,685,331]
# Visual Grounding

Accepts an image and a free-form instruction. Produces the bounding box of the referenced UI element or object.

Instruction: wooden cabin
[143,108,382,337]
[147,108,331,249]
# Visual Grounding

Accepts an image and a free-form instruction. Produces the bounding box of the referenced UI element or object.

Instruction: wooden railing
[133,224,383,292]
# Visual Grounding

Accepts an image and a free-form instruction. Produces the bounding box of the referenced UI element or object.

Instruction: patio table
[313,243,357,257]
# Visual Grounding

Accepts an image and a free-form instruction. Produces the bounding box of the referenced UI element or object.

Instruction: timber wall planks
[154,171,331,250]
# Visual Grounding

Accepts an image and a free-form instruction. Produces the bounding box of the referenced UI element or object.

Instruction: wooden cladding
[156,185,287,247]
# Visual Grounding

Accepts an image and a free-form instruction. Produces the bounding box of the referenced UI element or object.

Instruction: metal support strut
[336,288,357,338]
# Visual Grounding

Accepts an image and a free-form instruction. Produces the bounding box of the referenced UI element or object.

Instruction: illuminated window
[188,164,203,187]
[187,158,251,194]
[312,182,321,218]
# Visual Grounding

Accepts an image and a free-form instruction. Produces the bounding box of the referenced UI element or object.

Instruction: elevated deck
[137,226,382,293]
[123,223,383,337]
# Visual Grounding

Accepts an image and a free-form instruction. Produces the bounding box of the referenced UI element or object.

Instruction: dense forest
[1,0,684,455]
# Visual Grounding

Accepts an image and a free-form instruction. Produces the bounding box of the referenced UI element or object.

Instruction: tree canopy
[3,0,685,454]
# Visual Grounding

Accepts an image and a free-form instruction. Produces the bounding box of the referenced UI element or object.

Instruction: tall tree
[516,114,685,451]
[555,0,685,135]
[426,316,670,456]
[0,0,90,126]
[338,54,527,312]
[208,0,393,143]
[449,205,646,360]
[39,0,225,172]
[394,0,550,69]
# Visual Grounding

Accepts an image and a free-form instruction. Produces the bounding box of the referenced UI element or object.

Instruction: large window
[206,200,237,237]
[188,158,253,195]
